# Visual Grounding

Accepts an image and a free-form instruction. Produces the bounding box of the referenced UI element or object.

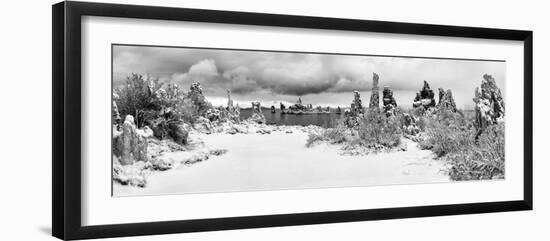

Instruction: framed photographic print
[52,1,533,240]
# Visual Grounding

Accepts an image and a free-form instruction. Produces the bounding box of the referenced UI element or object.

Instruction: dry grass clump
[306,121,349,147]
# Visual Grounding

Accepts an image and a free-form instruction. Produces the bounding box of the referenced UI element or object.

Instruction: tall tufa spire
[369,72,380,109]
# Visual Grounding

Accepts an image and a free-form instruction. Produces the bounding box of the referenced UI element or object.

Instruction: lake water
[240,109,343,128]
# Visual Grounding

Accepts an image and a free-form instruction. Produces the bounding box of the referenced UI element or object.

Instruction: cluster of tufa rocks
[191,88,245,134]
[411,80,457,113]
[344,72,401,127]
[473,74,505,131]
[221,89,241,122]
[367,72,398,117]
[205,90,242,123]
[413,81,436,109]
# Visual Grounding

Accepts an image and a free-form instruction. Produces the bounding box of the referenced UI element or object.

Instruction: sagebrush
[306,109,403,149]
[357,109,402,148]
[416,109,504,180]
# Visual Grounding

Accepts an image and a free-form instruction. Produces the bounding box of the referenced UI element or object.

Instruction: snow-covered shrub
[447,123,505,180]
[417,108,504,180]
[188,82,213,117]
[357,109,402,148]
[305,133,325,147]
[305,121,348,147]
[114,74,217,144]
[418,109,472,157]
[115,73,162,128]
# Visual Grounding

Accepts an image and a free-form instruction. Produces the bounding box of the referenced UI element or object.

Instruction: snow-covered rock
[248,112,266,124]
[402,113,420,136]
[437,89,457,113]
[473,74,505,129]
[114,115,153,165]
[256,128,272,134]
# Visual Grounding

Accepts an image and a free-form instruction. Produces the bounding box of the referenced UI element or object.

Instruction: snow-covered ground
[114,129,450,197]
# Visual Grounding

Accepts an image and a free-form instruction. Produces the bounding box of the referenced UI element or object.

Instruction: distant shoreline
[238,106,476,112]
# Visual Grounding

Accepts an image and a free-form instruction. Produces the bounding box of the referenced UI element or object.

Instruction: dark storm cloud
[112,46,376,95]
[113,45,505,108]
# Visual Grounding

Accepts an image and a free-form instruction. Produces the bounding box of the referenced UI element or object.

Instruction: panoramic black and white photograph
[111,44,506,197]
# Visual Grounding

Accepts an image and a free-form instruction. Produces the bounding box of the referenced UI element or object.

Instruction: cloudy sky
[113,45,505,110]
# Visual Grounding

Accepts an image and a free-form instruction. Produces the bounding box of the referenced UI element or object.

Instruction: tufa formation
[113,115,153,165]
[369,72,380,109]
[437,88,457,113]
[351,91,364,115]
[413,80,436,109]
[382,87,397,116]
[473,74,505,131]
[249,101,266,124]
[344,90,365,128]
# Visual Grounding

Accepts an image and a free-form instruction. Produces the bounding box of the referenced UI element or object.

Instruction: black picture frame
[52,1,533,240]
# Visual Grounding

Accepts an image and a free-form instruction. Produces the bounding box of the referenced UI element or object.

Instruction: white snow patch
[114,131,449,196]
